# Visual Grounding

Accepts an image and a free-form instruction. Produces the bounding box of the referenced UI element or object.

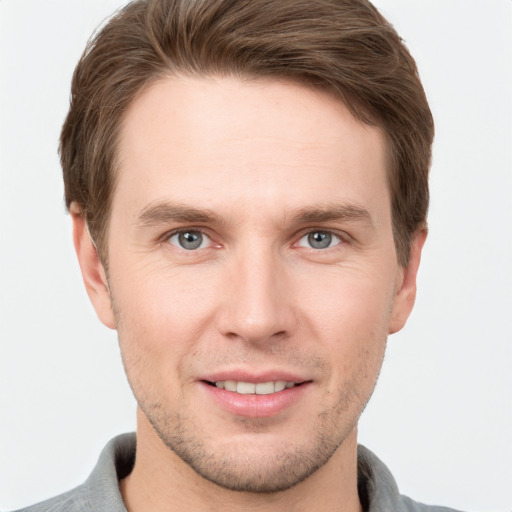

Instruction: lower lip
[200,382,310,418]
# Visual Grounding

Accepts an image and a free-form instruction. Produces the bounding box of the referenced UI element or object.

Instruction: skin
[73,76,426,512]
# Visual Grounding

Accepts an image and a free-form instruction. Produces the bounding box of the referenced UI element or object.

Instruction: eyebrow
[136,202,221,226]
[290,204,373,227]
[136,201,373,229]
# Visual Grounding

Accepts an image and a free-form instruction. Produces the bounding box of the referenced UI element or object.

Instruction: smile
[201,378,311,417]
[212,381,298,395]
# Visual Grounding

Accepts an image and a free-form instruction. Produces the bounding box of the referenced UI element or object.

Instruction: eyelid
[294,228,348,245]
[161,227,217,249]
[158,226,349,251]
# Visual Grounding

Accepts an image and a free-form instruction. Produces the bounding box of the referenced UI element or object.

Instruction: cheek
[297,265,396,338]
[110,263,221,363]
[111,278,206,408]
[296,268,393,383]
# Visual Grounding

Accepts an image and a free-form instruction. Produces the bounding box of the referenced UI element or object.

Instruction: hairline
[91,71,403,268]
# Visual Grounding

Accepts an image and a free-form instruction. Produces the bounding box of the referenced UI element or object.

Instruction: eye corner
[295,229,345,250]
[166,229,212,251]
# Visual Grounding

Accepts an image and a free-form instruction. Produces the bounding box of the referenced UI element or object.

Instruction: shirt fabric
[13,433,463,512]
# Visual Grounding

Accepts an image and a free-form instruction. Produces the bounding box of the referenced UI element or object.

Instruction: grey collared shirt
[13,433,463,512]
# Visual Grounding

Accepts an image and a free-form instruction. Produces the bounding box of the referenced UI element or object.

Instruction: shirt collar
[83,434,417,512]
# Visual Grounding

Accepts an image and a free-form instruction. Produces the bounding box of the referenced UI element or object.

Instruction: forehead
[114,76,389,224]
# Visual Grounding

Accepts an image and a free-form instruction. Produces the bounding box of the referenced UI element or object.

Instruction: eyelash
[295,230,344,250]
[165,229,214,251]
[163,228,346,252]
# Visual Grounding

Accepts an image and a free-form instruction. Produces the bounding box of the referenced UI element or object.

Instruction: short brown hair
[60,0,434,267]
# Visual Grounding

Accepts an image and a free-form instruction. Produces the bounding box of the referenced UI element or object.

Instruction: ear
[389,228,427,334]
[71,206,116,330]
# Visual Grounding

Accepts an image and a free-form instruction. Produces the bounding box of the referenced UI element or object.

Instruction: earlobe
[71,206,116,330]
[389,228,427,334]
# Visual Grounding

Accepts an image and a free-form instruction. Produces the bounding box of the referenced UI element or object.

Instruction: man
[14,0,461,510]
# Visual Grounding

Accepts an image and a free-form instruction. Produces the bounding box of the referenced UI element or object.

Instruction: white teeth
[255,382,274,395]
[275,381,287,392]
[237,382,256,394]
[214,380,297,394]
[224,380,237,392]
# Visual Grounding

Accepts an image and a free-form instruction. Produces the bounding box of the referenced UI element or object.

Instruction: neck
[121,409,363,512]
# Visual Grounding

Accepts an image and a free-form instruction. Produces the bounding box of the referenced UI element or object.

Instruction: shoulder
[9,486,88,512]
[357,445,465,512]
[399,495,465,512]
[9,433,135,512]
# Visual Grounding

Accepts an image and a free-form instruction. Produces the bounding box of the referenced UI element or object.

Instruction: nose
[215,245,297,345]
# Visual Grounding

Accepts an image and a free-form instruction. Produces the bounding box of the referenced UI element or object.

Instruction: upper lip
[199,369,310,384]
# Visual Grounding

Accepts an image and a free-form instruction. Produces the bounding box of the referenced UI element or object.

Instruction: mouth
[200,377,311,417]
[203,380,306,395]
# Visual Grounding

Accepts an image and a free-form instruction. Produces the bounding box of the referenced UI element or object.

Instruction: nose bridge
[217,240,295,343]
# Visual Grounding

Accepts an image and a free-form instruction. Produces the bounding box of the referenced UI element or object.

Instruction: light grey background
[1,1,511,510]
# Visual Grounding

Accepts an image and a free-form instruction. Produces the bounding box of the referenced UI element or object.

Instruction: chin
[147,409,351,494]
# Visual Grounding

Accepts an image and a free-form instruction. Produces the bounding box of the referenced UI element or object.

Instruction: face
[75,76,423,493]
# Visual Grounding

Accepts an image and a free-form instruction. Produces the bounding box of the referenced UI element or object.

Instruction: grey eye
[169,231,208,250]
[297,231,341,249]
[308,231,332,249]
